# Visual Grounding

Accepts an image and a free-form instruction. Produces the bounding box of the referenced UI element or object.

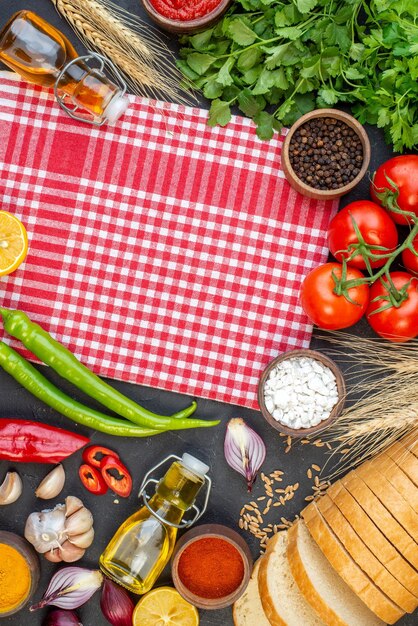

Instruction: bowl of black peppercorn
[281,109,371,200]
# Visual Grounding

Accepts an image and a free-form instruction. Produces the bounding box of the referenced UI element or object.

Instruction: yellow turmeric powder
[0,543,31,613]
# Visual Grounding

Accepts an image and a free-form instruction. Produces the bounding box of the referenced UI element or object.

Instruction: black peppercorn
[288,117,363,190]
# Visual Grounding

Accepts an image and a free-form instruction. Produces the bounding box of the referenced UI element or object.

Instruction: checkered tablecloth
[0,71,338,410]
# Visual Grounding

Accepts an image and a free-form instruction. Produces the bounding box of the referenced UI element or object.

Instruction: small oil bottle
[0,11,129,125]
[99,453,210,595]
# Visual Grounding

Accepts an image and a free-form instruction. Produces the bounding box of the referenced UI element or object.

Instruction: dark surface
[0,1,415,625]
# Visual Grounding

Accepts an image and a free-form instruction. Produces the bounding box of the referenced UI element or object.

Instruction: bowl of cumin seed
[281,109,371,200]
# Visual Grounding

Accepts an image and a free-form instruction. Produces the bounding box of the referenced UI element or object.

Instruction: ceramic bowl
[140,0,232,33]
[0,531,40,617]
[281,108,371,200]
[171,523,252,609]
[258,349,346,437]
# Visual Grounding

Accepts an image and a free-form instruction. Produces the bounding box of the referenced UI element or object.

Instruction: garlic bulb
[25,497,94,562]
[36,465,66,499]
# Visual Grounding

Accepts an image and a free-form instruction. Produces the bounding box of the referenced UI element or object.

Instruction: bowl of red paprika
[140,0,232,34]
[171,523,252,609]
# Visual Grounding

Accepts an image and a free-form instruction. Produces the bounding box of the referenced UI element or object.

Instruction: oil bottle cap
[181,453,209,478]
[105,93,130,125]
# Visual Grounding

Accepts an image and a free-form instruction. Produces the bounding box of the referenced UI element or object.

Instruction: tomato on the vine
[328,201,398,269]
[366,272,418,343]
[402,234,418,276]
[300,263,370,330]
[370,155,418,225]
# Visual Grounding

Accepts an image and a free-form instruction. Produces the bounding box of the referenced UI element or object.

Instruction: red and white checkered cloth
[0,71,338,410]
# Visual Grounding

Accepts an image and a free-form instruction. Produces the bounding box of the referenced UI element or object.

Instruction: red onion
[30,567,103,611]
[43,609,83,625]
[224,418,266,491]
[100,577,135,626]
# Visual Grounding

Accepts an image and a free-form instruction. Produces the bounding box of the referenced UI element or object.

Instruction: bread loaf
[372,453,418,512]
[327,480,418,599]
[354,465,418,541]
[383,440,418,489]
[287,520,386,626]
[340,472,418,570]
[302,502,405,624]
[317,493,417,612]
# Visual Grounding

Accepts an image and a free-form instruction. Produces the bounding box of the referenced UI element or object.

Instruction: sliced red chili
[100,455,132,498]
[79,464,108,495]
[82,445,119,468]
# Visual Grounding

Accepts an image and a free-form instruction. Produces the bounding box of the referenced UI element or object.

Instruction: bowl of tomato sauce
[140,0,232,33]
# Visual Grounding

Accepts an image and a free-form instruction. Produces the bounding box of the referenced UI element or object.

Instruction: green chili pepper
[0,308,215,431]
[0,341,160,437]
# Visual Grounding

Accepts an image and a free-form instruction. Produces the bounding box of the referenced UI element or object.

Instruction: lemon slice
[133,587,199,626]
[0,211,28,276]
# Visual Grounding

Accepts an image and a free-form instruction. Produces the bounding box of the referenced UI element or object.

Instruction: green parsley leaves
[178,0,418,151]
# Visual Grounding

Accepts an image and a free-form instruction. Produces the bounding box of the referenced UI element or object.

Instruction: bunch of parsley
[177,0,418,151]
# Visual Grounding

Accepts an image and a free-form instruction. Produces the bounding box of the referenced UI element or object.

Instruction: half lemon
[133,586,199,626]
[0,211,28,276]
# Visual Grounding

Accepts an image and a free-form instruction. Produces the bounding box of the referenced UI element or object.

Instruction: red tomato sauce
[150,0,222,21]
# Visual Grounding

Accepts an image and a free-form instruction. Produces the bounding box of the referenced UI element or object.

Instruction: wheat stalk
[314,332,418,478]
[50,0,193,104]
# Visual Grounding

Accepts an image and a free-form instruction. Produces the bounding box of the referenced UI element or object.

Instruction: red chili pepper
[100,455,132,498]
[79,464,108,495]
[0,418,89,464]
[82,445,119,468]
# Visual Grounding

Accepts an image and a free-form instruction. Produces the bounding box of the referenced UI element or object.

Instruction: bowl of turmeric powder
[0,531,40,616]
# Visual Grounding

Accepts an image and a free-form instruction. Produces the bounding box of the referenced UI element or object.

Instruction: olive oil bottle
[0,11,128,124]
[99,454,209,594]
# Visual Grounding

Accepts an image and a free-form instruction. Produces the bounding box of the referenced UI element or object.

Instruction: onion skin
[100,578,134,626]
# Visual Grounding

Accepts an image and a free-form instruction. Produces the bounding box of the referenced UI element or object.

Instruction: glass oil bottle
[99,453,211,595]
[0,10,129,125]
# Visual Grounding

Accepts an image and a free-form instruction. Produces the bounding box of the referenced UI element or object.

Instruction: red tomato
[100,455,132,498]
[328,201,398,269]
[79,464,108,495]
[370,155,418,225]
[82,444,119,468]
[300,263,369,330]
[402,234,418,275]
[366,272,418,343]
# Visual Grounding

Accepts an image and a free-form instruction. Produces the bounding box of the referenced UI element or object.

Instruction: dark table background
[0,1,415,625]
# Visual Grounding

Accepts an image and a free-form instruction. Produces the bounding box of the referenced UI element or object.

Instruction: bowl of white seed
[258,349,346,436]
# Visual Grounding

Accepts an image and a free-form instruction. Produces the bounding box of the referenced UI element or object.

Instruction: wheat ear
[50,0,193,104]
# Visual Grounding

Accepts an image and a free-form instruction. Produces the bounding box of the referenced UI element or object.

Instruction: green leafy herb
[178,0,418,151]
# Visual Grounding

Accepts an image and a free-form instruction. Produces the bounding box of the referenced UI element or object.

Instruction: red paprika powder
[149,0,223,21]
[177,537,244,599]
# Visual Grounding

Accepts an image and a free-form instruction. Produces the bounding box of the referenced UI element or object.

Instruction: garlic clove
[65,507,93,537]
[35,464,66,500]
[68,527,95,549]
[0,471,23,505]
[59,541,86,563]
[65,496,84,517]
[44,548,64,563]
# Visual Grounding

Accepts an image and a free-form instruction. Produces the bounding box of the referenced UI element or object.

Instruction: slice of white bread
[317,493,417,612]
[233,559,271,626]
[287,519,386,626]
[327,480,418,599]
[373,453,418,512]
[302,502,404,624]
[354,465,418,541]
[383,441,418,489]
[258,531,324,626]
[341,472,418,570]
